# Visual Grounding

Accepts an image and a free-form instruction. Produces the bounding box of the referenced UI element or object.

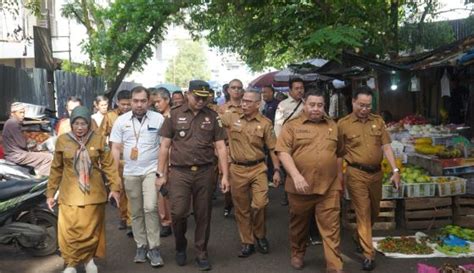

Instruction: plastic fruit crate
[404,182,436,198]
[344,183,405,200]
[431,176,467,197]
[382,183,405,199]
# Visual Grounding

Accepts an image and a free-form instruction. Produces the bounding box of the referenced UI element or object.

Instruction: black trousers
[168,165,217,259]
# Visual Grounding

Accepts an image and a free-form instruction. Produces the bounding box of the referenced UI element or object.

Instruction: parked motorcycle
[0,167,58,256]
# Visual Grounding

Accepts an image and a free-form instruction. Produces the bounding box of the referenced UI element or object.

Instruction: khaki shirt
[222,111,276,162]
[46,132,120,206]
[56,118,71,136]
[99,109,121,137]
[275,114,342,195]
[218,101,243,115]
[207,103,219,113]
[337,113,391,166]
[160,104,227,166]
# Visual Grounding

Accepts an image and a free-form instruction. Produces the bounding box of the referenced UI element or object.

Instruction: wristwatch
[392,168,400,173]
[156,171,164,178]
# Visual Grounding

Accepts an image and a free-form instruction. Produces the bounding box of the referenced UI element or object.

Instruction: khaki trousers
[230,162,268,244]
[288,190,343,271]
[117,162,131,226]
[14,151,53,176]
[345,166,383,259]
[123,172,161,249]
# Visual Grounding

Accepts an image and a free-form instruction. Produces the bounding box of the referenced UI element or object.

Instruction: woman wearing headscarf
[46,106,121,273]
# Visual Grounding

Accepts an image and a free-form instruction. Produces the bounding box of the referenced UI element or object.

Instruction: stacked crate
[453,195,474,228]
[400,197,452,230]
[342,200,396,231]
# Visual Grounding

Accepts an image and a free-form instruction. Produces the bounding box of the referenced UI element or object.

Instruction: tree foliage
[0,0,41,42]
[0,0,41,16]
[165,41,211,89]
[186,1,402,70]
[60,60,93,77]
[186,0,470,70]
[399,21,455,52]
[61,0,189,99]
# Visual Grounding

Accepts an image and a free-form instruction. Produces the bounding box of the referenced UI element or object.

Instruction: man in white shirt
[110,86,165,267]
[274,78,305,137]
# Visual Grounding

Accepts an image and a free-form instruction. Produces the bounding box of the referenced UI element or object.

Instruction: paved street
[0,187,472,273]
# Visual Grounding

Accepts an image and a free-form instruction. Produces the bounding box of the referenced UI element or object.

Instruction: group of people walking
[2,76,401,273]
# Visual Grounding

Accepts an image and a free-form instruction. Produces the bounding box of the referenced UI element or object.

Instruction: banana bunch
[437,147,463,159]
[381,157,403,174]
[415,144,445,155]
[415,137,432,145]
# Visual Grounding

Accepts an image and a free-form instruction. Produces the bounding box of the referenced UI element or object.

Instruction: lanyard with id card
[131,116,146,160]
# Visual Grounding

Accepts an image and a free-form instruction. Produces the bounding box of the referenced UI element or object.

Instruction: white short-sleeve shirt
[110,110,164,176]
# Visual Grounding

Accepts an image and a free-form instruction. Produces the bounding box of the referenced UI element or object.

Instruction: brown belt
[232,158,265,167]
[347,162,381,174]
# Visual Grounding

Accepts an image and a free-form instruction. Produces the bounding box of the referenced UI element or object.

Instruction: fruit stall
[343,113,474,250]
[344,113,474,260]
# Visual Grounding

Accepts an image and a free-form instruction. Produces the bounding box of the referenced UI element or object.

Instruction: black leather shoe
[175,251,187,266]
[195,257,212,271]
[238,244,255,258]
[255,237,269,254]
[362,259,375,271]
[160,226,172,237]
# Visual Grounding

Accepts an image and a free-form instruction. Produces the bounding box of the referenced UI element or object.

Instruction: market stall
[373,225,474,262]
[343,112,474,237]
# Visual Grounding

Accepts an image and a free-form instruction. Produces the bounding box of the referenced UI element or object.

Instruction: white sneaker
[85,259,98,273]
[63,267,77,273]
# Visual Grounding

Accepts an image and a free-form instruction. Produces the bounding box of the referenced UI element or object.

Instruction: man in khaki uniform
[222,90,281,257]
[337,86,400,271]
[99,90,132,137]
[274,77,305,206]
[276,90,344,273]
[218,79,244,217]
[99,90,133,234]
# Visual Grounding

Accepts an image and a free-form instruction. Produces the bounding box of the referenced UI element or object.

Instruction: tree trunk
[104,24,161,101]
[390,0,399,56]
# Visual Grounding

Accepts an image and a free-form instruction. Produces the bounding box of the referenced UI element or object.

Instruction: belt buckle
[191,166,198,171]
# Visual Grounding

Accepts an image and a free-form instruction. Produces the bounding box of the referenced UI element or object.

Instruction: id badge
[130,146,139,160]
